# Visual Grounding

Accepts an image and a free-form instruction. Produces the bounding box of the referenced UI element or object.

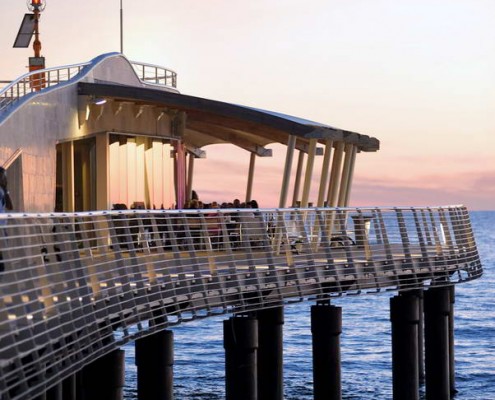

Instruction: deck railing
[0,205,482,398]
[130,60,177,89]
[0,59,177,115]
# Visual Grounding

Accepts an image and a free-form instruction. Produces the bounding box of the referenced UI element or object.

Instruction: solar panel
[13,13,36,48]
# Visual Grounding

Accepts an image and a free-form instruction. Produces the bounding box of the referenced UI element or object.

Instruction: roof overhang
[78,82,380,153]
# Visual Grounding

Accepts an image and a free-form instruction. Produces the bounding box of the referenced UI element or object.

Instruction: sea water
[123,211,495,399]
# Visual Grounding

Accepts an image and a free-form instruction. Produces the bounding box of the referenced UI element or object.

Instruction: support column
[257,306,284,400]
[135,330,174,400]
[449,286,457,395]
[279,135,296,208]
[417,290,425,383]
[61,141,75,212]
[246,152,256,203]
[80,349,125,400]
[291,150,305,207]
[390,292,420,400]
[95,132,109,210]
[311,301,342,400]
[337,143,354,207]
[62,374,76,400]
[224,315,258,400]
[186,153,195,202]
[343,145,357,206]
[424,286,450,400]
[301,139,318,207]
[317,139,333,207]
[326,142,344,207]
[46,383,62,400]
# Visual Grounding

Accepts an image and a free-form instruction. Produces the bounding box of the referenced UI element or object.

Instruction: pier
[0,205,482,399]
[0,44,484,400]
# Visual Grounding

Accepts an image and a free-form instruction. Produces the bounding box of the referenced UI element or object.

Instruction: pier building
[0,52,483,400]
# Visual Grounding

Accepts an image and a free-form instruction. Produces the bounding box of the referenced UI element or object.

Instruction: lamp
[92,97,107,105]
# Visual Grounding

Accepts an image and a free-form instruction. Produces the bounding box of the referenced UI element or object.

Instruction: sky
[0,0,494,210]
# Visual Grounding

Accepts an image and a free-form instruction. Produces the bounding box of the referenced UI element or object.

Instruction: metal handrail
[0,62,91,114]
[0,205,482,398]
[0,59,177,115]
[130,60,178,88]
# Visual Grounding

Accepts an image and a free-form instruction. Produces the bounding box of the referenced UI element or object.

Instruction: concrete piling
[224,315,258,400]
[311,301,342,400]
[390,292,420,400]
[79,349,125,400]
[257,306,284,400]
[135,330,175,400]
[424,286,450,400]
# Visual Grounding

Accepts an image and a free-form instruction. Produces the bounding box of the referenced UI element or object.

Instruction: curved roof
[78,82,379,153]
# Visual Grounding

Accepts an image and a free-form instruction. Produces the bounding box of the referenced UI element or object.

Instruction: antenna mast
[120,0,124,53]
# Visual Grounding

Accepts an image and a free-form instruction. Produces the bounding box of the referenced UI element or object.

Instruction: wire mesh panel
[0,206,482,398]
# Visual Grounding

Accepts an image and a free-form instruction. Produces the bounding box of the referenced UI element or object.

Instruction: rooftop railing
[0,205,482,398]
[0,59,178,115]
[130,60,177,89]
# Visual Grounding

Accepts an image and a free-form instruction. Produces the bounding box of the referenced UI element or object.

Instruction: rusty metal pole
[33,8,41,58]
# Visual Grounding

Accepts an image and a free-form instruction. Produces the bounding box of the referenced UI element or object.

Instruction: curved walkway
[0,206,482,398]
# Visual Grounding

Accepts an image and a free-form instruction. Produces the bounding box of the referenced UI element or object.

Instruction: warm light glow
[93,97,107,105]
[27,0,46,12]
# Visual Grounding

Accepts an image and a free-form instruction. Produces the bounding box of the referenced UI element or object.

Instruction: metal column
[337,143,354,207]
[279,135,296,208]
[343,145,357,206]
[257,306,284,400]
[317,139,333,207]
[135,330,174,400]
[246,152,256,203]
[292,150,305,207]
[424,286,450,400]
[301,139,317,207]
[311,301,342,400]
[224,316,259,400]
[326,142,345,207]
[390,292,420,400]
[186,153,195,202]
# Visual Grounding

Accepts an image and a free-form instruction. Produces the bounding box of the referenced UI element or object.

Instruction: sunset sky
[1,0,493,210]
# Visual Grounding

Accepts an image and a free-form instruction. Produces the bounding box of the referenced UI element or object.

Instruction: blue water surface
[123,211,495,399]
